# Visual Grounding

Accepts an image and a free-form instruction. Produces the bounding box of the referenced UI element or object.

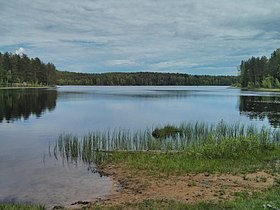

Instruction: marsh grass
[54,121,280,152]
[0,203,45,210]
[52,121,280,174]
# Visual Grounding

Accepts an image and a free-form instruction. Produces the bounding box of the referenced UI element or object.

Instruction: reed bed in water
[53,121,280,162]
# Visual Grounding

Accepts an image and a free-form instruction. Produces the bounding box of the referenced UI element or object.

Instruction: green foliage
[108,139,280,175]
[56,71,238,86]
[152,125,183,139]
[54,121,280,153]
[0,52,57,87]
[0,51,238,87]
[53,122,280,174]
[239,49,280,89]
[247,81,255,89]
[195,137,275,160]
[261,75,274,89]
[0,203,45,210]
[275,78,280,88]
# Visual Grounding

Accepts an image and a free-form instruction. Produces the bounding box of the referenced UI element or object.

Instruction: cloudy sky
[1,0,280,75]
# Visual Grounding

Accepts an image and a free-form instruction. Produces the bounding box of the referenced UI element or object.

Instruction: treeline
[0,51,238,87]
[0,52,57,86]
[57,71,237,86]
[239,49,280,89]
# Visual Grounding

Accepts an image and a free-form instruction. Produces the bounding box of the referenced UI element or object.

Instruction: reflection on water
[57,86,232,100]
[0,88,57,122]
[239,95,280,127]
[1,86,280,207]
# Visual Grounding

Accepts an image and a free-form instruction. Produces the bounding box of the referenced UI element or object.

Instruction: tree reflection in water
[239,95,280,128]
[0,88,57,123]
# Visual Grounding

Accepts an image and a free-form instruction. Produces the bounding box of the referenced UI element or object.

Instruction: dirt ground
[83,164,278,207]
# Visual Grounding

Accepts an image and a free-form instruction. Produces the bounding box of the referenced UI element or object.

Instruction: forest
[2,48,280,88]
[0,51,238,87]
[56,71,237,86]
[0,52,57,86]
[239,48,280,88]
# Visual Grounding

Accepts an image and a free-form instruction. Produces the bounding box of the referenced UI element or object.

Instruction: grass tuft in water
[51,121,280,174]
[54,121,280,152]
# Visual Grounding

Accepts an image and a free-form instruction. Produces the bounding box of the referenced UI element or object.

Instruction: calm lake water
[0,86,280,207]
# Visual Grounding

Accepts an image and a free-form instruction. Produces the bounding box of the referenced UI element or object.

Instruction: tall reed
[52,121,280,164]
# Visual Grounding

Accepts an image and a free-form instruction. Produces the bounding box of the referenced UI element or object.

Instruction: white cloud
[107,60,136,66]
[15,47,25,56]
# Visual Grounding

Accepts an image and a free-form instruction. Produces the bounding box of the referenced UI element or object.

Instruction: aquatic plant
[51,121,280,166]
[152,125,183,139]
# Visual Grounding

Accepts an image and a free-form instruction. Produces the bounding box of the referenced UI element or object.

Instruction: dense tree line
[0,52,57,86]
[56,71,237,86]
[239,49,280,88]
[0,51,237,87]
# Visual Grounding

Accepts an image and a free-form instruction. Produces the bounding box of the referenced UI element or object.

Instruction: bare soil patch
[92,164,279,207]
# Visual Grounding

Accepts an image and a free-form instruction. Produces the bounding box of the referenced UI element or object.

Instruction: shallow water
[0,86,280,207]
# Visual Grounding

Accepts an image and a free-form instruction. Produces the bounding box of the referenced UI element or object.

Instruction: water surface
[0,86,280,207]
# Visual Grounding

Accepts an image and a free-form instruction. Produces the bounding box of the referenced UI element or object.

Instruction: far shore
[241,87,280,92]
[2,85,280,93]
[0,86,57,90]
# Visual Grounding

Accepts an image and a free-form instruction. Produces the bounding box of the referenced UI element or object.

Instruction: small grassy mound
[152,125,183,139]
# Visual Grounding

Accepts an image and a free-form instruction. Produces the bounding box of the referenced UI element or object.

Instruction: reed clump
[52,121,280,170]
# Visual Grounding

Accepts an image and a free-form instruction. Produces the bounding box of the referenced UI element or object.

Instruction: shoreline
[69,162,280,209]
[0,86,57,90]
[241,87,280,92]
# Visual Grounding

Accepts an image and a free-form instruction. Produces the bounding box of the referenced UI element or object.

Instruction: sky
[1,0,280,75]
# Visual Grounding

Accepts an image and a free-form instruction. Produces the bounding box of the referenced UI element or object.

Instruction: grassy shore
[0,203,45,210]
[86,148,280,210]
[242,87,280,92]
[49,122,280,209]
[4,122,280,209]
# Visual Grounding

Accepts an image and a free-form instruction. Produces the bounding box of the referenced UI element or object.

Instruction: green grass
[244,87,280,92]
[47,122,280,209]
[0,203,45,210]
[54,121,280,153]
[152,125,183,139]
[104,138,280,175]
[53,121,280,174]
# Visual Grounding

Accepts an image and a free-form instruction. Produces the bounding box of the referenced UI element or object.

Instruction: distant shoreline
[241,87,280,92]
[0,86,56,90]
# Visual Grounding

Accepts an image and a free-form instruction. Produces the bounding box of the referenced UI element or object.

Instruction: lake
[0,86,280,207]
